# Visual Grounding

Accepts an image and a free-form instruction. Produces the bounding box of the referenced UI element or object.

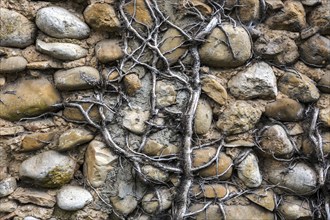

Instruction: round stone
[0,56,28,74]
[56,185,93,211]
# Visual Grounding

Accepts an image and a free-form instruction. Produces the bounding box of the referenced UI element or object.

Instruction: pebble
[228,62,277,99]
[142,188,173,214]
[278,71,320,103]
[110,195,138,216]
[95,39,123,63]
[54,66,100,91]
[278,196,313,219]
[0,8,36,48]
[0,78,61,121]
[199,24,252,68]
[260,125,295,158]
[19,150,76,188]
[83,3,120,31]
[194,99,212,135]
[0,177,17,197]
[36,40,88,61]
[57,128,94,151]
[0,56,28,74]
[10,187,56,208]
[236,152,262,188]
[56,185,93,211]
[84,140,118,188]
[191,184,228,199]
[36,6,90,39]
[299,34,330,66]
[264,98,304,121]
[201,76,228,105]
[159,28,187,65]
[216,101,262,135]
[123,108,150,134]
[142,139,179,156]
[141,165,169,182]
[21,132,56,152]
[156,81,177,107]
[124,74,142,96]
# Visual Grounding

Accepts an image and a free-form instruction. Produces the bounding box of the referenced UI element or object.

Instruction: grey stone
[141,165,169,182]
[19,150,76,188]
[278,196,313,219]
[228,62,277,99]
[54,66,100,91]
[194,99,212,135]
[318,72,330,93]
[56,185,93,211]
[237,153,262,188]
[110,195,138,216]
[36,40,88,61]
[264,98,305,121]
[10,187,56,208]
[0,8,36,48]
[156,81,177,107]
[0,177,17,197]
[0,56,27,74]
[299,34,330,66]
[36,6,90,39]
[95,39,123,63]
[122,108,150,135]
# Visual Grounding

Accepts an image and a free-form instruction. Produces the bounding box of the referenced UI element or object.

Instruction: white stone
[237,153,262,188]
[123,108,150,135]
[56,185,93,211]
[0,177,17,197]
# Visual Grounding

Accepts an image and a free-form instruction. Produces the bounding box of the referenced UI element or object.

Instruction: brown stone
[95,39,123,63]
[124,0,154,28]
[201,76,228,105]
[278,196,313,219]
[317,94,330,127]
[185,0,212,15]
[294,61,324,82]
[141,165,169,182]
[110,196,138,216]
[299,34,330,66]
[123,74,142,96]
[63,103,101,122]
[308,5,330,35]
[194,99,212,135]
[191,184,227,199]
[57,128,94,151]
[142,139,179,156]
[10,187,56,208]
[245,188,275,211]
[318,71,330,93]
[83,3,120,31]
[21,132,56,152]
[264,98,304,121]
[238,0,260,23]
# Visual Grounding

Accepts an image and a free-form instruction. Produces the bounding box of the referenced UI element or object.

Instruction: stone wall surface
[0,0,329,219]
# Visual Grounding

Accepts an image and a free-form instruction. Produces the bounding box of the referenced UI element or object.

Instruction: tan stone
[141,165,169,182]
[142,188,173,214]
[0,126,25,136]
[264,98,304,121]
[318,71,330,93]
[191,184,227,199]
[110,196,138,216]
[0,56,27,74]
[194,99,212,135]
[0,78,61,121]
[308,5,330,35]
[83,3,120,31]
[237,153,262,188]
[57,128,94,151]
[156,81,177,107]
[95,39,123,63]
[160,28,187,65]
[245,189,275,211]
[21,132,56,152]
[278,196,313,219]
[185,0,212,15]
[201,76,227,105]
[123,74,142,96]
[294,61,324,82]
[317,94,330,127]
[124,0,153,28]
[63,103,101,122]
[238,0,260,23]
[142,139,179,156]
[299,34,330,66]
[122,108,149,134]
[10,187,56,208]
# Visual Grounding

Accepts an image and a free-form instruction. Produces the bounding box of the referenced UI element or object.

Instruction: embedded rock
[110,195,138,216]
[36,40,88,61]
[0,177,17,197]
[36,6,90,39]
[84,140,118,188]
[21,132,56,152]
[216,101,262,135]
[0,56,27,74]
[0,78,61,121]
[245,188,275,211]
[124,74,142,96]
[19,150,76,188]
[84,3,120,31]
[194,99,212,135]
[191,184,228,199]
[199,24,252,68]
[95,39,123,63]
[54,66,100,91]
[142,139,179,156]
[201,76,228,105]
[63,103,101,122]
[264,98,304,121]
[308,5,330,35]
[142,188,173,214]
[160,28,187,65]
[0,8,36,48]
[278,71,320,103]
[123,108,149,134]
[278,196,313,219]
[299,34,330,66]
[156,81,177,107]
[228,62,277,99]
[0,199,17,213]
[57,128,94,151]
[238,0,260,23]
[318,72,330,93]
[10,187,56,208]
[56,185,93,211]
[237,153,262,188]
[260,125,295,158]
[141,165,169,182]
[124,0,154,28]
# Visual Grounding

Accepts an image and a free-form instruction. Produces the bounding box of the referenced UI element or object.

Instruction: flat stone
[84,140,118,188]
[194,99,212,135]
[57,185,93,211]
[201,76,228,105]
[266,1,306,31]
[142,139,179,156]
[84,3,120,31]
[36,40,88,61]
[123,108,150,134]
[0,8,36,48]
[264,98,304,121]
[54,66,100,91]
[263,160,317,195]
[141,165,169,182]
[278,196,313,219]
[228,62,277,99]
[110,195,138,216]
[237,153,262,188]
[0,126,25,136]
[0,56,27,74]
[308,5,330,35]
[10,187,56,208]
[124,0,154,28]
[260,125,294,158]
[0,177,17,197]
[14,205,53,220]
[124,74,142,96]
[159,28,187,65]
[216,101,262,135]
[21,132,56,152]
[95,39,123,63]
[142,188,173,214]
[299,34,330,66]
[36,6,90,39]
[57,128,94,151]
[0,199,17,213]
[191,184,228,199]
[245,188,275,211]
[63,103,101,122]
[0,78,61,121]
[199,24,252,68]
[156,81,177,107]
[278,71,320,103]
[19,150,76,188]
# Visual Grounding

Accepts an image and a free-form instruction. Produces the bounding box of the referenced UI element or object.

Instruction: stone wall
[0,0,329,219]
